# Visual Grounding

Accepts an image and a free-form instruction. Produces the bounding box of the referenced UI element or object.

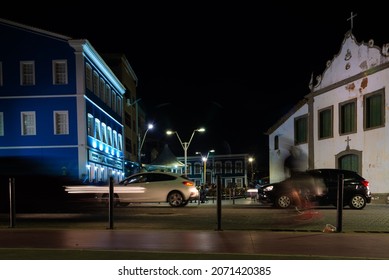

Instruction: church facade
[267,29,389,196]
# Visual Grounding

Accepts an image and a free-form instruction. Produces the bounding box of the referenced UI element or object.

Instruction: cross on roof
[345,136,351,150]
[347,12,357,30]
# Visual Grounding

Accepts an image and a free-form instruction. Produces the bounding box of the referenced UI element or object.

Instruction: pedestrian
[200,185,207,203]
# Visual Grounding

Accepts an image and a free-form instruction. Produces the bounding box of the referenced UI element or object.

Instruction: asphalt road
[2,197,389,233]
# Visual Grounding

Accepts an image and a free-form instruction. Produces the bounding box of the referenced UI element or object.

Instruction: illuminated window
[20,61,35,86]
[87,114,94,136]
[95,118,101,140]
[21,111,36,135]
[101,123,107,143]
[113,130,118,149]
[107,126,112,146]
[118,133,123,150]
[54,111,69,135]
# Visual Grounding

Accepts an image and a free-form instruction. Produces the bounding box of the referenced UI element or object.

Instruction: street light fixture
[166,128,205,175]
[138,123,154,170]
[196,149,215,185]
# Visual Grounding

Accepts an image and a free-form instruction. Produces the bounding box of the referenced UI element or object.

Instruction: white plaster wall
[269,104,308,183]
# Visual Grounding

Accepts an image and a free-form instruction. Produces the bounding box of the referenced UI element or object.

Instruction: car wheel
[168,191,184,207]
[180,200,189,207]
[349,195,366,209]
[101,193,120,207]
[275,194,293,208]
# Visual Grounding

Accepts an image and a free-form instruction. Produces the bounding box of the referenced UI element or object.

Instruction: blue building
[180,153,250,188]
[0,18,126,183]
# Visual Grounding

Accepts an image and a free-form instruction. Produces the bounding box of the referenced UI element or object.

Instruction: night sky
[2,4,388,169]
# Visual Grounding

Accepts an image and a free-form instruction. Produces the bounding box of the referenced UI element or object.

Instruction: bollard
[9,178,16,228]
[215,175,222,231]
[108,176,114,229]
[336,174,344,232]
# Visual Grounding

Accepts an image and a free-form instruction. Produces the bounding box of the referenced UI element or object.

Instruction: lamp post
[248,157,254,184]
[196,149,215,185]
[166,128,205,175]
[138,123,154,170]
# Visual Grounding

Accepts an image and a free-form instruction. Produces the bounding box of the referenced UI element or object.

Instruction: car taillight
[361,180,369,188]
[183,181,195,187]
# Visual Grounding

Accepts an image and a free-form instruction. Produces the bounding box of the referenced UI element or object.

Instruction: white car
[65,171,199,207]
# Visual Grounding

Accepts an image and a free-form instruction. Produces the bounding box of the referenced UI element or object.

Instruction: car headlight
[263,185,274,192]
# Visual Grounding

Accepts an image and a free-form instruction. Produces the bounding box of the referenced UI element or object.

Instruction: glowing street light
[138,123,154,168]
[166,128,205,175]
[196,149,215,185]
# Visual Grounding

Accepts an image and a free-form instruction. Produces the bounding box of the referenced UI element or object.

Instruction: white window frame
[235,161,243,173]
[54,111,69,135]
[52,60,68,85]
[21,111,36,135]
[85,63,93,91]
[20,61,35,86]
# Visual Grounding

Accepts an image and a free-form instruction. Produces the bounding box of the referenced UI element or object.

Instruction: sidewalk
[1,228,389,259]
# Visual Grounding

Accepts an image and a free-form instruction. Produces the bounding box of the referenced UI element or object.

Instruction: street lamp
[138,123,154,169]
[248,157,254,184]
[166,128,205,175]
[196,149,215,185]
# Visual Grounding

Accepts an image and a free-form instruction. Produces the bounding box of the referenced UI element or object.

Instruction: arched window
[336,150,362,174]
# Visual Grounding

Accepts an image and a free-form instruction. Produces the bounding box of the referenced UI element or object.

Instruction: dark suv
[258,168,372,210]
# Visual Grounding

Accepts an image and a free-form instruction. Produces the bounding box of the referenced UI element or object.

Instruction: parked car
[64,171,199,207]
[258,168,371,210]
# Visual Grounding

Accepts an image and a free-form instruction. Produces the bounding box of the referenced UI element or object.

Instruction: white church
[266,16,389,197]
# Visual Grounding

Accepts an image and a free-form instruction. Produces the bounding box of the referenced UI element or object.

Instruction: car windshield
[121,174,147,185]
